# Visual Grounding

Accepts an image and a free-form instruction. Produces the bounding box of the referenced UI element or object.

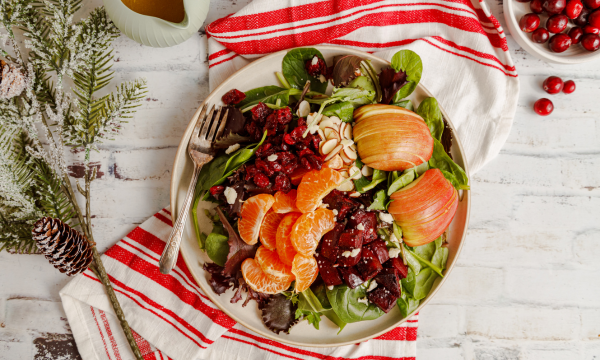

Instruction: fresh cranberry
[520,13,541,32]
[575,6,591,26]
[569,27,584,43]
[305,56,327,77]
[531,0,544,13]
[253,172,271,188]
[221,89,246,105]
[548,33,572,52]
[543,0,567,14]
[546,14,569,33]
[581,33,600,50]
[543,76,564,94]
[209,185,225,196]
[531,28,550,43]
[565,0,584,18]
[534,98,554,116]
[584,0,600,8]
[583,25,600,34]
[589,9,600,27]
[562,80,576,93]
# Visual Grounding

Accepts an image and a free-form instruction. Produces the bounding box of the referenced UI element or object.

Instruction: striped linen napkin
[60,208,419,360]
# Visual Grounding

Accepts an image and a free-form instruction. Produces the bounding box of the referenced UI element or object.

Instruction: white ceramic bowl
[170,46,471,347]
[504,0,600,63]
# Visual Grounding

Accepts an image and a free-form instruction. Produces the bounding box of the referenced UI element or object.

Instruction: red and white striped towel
[60,208,419,360]
[206,0,519,174]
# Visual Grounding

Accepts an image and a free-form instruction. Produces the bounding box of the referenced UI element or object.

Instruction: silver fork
[159,104,229,274]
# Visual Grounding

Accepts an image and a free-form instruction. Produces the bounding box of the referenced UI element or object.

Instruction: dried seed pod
[0,60,27,99]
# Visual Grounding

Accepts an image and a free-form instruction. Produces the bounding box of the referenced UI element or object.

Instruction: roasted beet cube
[368,286,396,313]
[356,247,382,281]
[322,190,361,219]
[348,210,378,243]
[386,257,408,279]
[374,267,401,298]
[315,253,342,286]
[337,229,364,249]
[368,240,389,264]
[339,266,364,289]
[319,224,344,261]
[336,248,362,267]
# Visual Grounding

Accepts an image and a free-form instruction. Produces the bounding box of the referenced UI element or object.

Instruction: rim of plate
[170,45,471,347]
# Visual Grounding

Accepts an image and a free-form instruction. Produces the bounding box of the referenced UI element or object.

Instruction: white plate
[170,46,471,347]
[504,0,600,64]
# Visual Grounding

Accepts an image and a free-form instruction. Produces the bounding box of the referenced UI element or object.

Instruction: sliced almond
[297,100,310,118]
[349,143,357,151]
[329,116,342,125]
[319,119,334,130]
[324,128,341,142]
[340,139,354,147]
[340,151,352,165]
[339,170,350,178]
[344,123,353,139]
[349,166,362,180]
[317,129,326,141]
[361,165,373,177]
[343,146,358,161]
[339,123,349,140]
[324,154,343,170]
[336,180,354,192]
[320,138,339,155]
[349,191,361,197]
[323,144,343,161]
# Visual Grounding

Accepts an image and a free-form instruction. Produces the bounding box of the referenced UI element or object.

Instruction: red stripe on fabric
[100,310,123,360]
[420,38,516,77]
[210,8,506,55]
[407,326,418,341]
[131,329,153,356]
[406,319,418,323]
[221,335,304,360]
[209,54,239,68]
[104,244,235,328]
[162,208,171,215]
[90,307,113,360]
[121,228,204,297]
[206,0,384,34]
[154,213,172,226]
[374,326,407,341]
[431,36,514,71]
[158,352,164,360]
[208,48,233,61]
[83,273,211,349]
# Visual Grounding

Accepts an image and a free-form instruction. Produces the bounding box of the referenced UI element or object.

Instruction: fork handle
[159,163,202,274]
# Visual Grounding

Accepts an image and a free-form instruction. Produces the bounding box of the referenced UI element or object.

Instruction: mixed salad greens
[192,48,468,335]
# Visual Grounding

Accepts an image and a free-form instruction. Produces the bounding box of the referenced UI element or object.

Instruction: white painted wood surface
[1,0,599,359]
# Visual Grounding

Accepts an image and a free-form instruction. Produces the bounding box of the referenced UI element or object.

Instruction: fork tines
[192,104,229,145]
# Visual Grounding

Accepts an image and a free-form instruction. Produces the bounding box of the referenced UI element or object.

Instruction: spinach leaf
[240,88,302,111]
[298,288,328,313]
[401,267,417,296]
[205,232,229,266]
[331,87,374,108]
[413,241,436,261]
[417,97,443,142]
[397,287,420,318]
[406,245,444,277]
[236,85,286,108]
[282,48,328,93]
[390,50,423,101]
[295,308,322,330]
[196,155,229,194]
[392,99,414,111]
[412,268,438,300]
[198,232,207,250]
[354,168,387,193]
[402,246,422,275]
[387,170,415,196]
[326,284,384,323]
[311,283,332,310]
[428,139,469,190]
[322,101,354,123]
[368,189,387,211]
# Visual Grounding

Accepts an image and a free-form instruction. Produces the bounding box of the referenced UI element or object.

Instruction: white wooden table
[2,0,600,359]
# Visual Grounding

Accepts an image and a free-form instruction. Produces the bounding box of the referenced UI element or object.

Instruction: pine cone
[32,217,93,276]
[0,60,27,99]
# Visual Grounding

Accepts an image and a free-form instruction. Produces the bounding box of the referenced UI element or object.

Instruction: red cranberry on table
[531,0,545,13]
[542,0,567,14]
[584,0,600,8]
[548,33,572,52]
[543,76,564,94]
[581,33,600,50]
[569,27,584,44]
[583,25,600,34]
[588,10,600,27]
[533,28,551,42]
[546,14,569,33]
[534,98,554,116]
[562,80,576,93]
[565,0,584,19]
[520,13,541,32]
[575,7,591,26]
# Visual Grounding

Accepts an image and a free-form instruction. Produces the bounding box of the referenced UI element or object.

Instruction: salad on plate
[192,48,469,335]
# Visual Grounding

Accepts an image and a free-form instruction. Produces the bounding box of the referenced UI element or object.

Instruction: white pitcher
[102,0,209,47]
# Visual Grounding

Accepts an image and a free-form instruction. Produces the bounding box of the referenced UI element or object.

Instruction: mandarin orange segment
[276,212,302,266]
[296,168,345,213]
[255,246,295,282]
[241,258,292,294]
[272,190,300,214]
[292,254,319,293]
[290,208,336,256]
[323,154,343,170]
[238,194,275,245]
[290,167,310,186]
[259,210,285,250]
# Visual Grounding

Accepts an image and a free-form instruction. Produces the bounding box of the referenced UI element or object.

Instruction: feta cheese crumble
[332,209,338,216]
[356,223,365,231]
[388,247,401,258]
[224,187,237,205]
[327,285,334,290]
[267,154,278,162]
[367,280,378,292]
[357,297,369,305]
[341,248,361,258]
[390,233,399,243]
[311,56,319,65]
[225,143,240,154]
[379,212,394,223]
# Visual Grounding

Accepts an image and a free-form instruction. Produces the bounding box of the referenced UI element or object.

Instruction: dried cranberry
[297,148,314,158]
[255,159,274,176]
[290,126,307,142]
[245,165,258,181]
[221,89,246,105]
[245,121,258,139]
[209,185,225,196]
[251,102,271,121]
[275,107,292,125]
[270,162,283,173]
[255,143,273,158]
[253,172,271,188]
[306,155,323,170]
[282,159,298,175]
[283,133,296,145]
[297,118,308,127]
[305,56,327,77]
[276,152,295,164]
[311,136,321,150]
[300,157,312,170]
[273,174,291,192]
